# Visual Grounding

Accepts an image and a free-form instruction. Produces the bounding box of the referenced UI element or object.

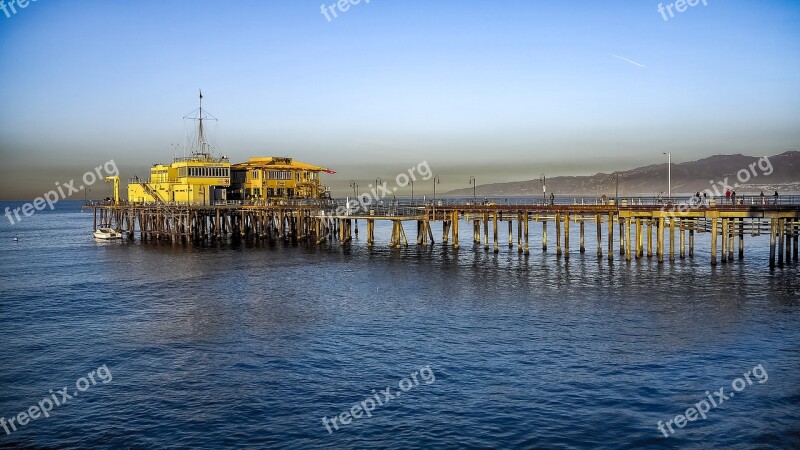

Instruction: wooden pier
[86,197,800,268]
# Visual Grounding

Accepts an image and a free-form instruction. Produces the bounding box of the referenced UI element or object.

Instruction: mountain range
[444,151,800,196]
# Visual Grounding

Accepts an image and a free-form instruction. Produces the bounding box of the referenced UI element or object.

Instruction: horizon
[1,1,799,200]
[1,150,799,201]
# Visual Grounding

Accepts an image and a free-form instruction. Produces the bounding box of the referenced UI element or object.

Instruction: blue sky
[1,0,799,198]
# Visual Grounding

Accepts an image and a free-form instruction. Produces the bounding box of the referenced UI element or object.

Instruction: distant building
[229,156,332,201]
[127,156,231,205]
[126,94,332,204]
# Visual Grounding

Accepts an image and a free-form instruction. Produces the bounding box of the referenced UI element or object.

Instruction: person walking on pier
[725,189,731,204]
[760,191,766,205]
[549,193,555,206]
[731,190,737,205]
[774,191,779,205]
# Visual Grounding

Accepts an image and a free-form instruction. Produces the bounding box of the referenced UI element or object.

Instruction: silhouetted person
[549,193,555,205]
[774,191,779,205]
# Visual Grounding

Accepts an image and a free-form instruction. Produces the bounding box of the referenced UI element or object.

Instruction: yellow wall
[127,160,231,204]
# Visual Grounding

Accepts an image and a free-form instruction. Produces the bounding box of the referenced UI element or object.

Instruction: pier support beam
[564,212,570,259]
[596,214,603,258]
[493,211,499,253]
[669,218,675,262]
[769,219,777,269]
[635,219,643,259]
[778,219,785,268]
[579,220,585,254]
[483,213,489,250]
[657,217,665,264]
[625,217,632,262]
[452,212,459,249]
[556,213,562,256]
[607,212,614,262]
[721,219,728,264]
[711,218,719,266]
[542,220,548,252]
[738,218,744,259]
[523,211,530,255]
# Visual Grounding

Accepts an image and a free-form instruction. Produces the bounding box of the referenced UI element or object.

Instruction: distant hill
[445,151,800,196]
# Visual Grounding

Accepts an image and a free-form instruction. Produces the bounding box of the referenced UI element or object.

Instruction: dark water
[1,201,798,449]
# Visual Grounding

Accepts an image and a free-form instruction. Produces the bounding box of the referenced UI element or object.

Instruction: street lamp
[433,175,440,203]
[374,178,383,206]
[410,179,414,202]
[350,180,358,199]
[663,152,671,198]
[468,176,476,202]
[540,174,546,203]
[611,172,620,201]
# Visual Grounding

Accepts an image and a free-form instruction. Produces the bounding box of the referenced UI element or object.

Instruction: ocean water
[0,201,798,449]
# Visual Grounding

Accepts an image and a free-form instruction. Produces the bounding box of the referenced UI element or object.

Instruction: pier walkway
[85,195,800,268]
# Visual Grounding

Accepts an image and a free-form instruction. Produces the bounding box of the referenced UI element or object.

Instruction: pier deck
[85,196,800,268]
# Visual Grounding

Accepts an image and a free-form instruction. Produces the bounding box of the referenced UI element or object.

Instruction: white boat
[93,228,123,240]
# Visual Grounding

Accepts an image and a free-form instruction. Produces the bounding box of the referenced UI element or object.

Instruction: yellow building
[230,156,332,200]
[128,92,232,205]
[127,155,231,205]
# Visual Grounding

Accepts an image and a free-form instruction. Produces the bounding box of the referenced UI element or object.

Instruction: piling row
[88,203,800,268]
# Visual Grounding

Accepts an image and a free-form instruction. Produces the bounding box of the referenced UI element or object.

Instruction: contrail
[610,54,645,68]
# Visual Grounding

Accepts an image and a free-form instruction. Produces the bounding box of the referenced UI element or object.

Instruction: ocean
[1,200,798,448]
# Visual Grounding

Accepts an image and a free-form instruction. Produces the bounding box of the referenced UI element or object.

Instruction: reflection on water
[0,202,798,448]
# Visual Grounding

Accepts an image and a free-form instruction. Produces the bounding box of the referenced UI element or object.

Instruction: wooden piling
[556,212,562,256]
[596,214,602,258]
[564,212,570,259]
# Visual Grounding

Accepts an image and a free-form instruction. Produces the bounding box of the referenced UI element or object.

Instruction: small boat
[13,237,19,242]
[93,228,123,240]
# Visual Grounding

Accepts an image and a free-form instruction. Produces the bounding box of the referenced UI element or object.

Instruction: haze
[1,0,799,199]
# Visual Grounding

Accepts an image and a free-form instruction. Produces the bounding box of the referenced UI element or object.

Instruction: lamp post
[468,176,476,202]
[611,172,620,202]
[433,175,440,203]
[349,180,358,214]
[540,173,546,204]
[410,180,414,202]
[374,178,383,207]
[663,152,671,198]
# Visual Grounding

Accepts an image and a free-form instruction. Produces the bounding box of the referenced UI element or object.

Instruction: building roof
[231,157,331,172]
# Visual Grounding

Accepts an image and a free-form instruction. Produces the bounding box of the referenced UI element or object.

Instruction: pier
[86,196,800,269]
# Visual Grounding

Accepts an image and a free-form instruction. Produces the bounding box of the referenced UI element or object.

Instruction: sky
[1,0,799,199]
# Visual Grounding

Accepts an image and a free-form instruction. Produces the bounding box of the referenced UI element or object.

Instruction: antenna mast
[197,89,205,156]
